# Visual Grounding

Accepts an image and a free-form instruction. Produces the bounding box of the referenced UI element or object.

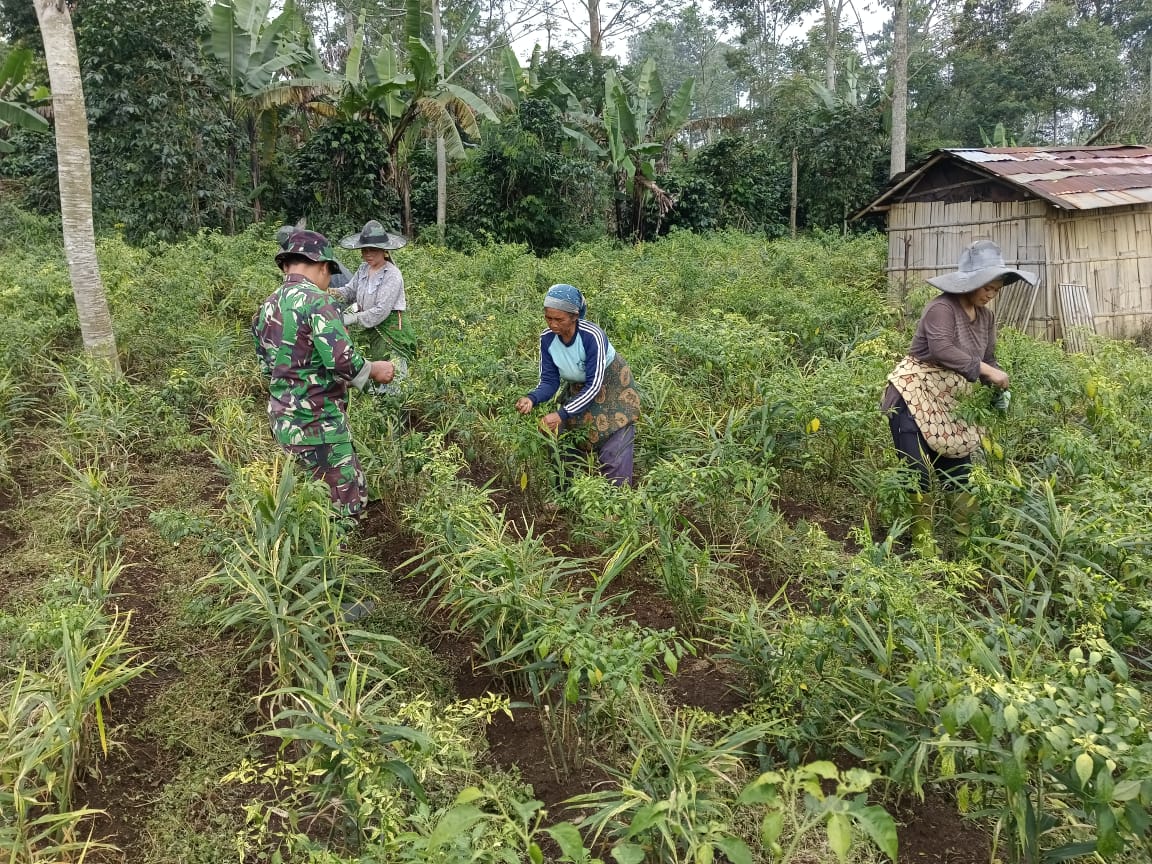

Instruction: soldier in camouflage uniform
[252,229,395,517]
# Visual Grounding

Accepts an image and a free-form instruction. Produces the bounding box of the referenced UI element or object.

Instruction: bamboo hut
[855,146,1152,343]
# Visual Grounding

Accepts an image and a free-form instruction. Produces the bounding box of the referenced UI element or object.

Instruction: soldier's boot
[910,492,938,556]
[944,491,979,539]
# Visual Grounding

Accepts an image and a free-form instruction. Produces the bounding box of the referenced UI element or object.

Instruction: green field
[1,209,1150,863]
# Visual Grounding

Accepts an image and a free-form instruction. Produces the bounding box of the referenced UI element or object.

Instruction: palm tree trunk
[34,0,120,373]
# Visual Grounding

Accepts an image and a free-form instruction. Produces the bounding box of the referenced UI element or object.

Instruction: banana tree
[334,0,497,236]
[205,0,335,225]
[0,47,50,153]
[603,58,694,240]
[496,45,575,113]
[496,45,602,155]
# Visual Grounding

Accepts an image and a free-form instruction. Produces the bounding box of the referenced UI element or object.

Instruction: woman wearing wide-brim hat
[881,239,1037,548]
[335,220,416,394]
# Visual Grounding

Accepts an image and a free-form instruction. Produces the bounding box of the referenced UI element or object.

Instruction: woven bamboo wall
[885,200,1051,337]
[1047,206,1152,340]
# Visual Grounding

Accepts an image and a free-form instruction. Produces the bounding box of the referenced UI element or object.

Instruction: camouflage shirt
[252,274,371,446]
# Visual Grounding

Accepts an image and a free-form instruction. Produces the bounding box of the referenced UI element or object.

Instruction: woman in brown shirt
[883,241,1036,540]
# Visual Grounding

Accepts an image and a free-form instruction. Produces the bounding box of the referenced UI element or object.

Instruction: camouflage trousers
[282,440,367,517]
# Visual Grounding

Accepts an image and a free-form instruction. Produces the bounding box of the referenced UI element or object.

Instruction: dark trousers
[887,395,970,492]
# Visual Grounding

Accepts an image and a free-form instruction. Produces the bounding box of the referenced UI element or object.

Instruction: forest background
[0,0,1150,252]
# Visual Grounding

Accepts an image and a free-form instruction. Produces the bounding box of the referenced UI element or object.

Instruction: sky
[509,0,893,63]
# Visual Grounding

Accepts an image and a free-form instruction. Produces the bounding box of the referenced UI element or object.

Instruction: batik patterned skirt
[561,356,641,447]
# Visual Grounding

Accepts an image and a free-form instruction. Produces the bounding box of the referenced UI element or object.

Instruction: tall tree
[553,0,675,58]
[943,0,1124,144]
[627,4,741,123]
[332,0,497,235]
[820,0,848,91]
[889,0,908,176]
[1003,1,1123,143]
[713,0,814,109]
[432,0,447,239]
[601,58,694,239]
[32,0,119,371]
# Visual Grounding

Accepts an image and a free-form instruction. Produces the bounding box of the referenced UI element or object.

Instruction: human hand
[979,362,1009,389]
[515,397,534,415]
[369,360,395,384]
[539,412,562,435]
[343,312,357,327]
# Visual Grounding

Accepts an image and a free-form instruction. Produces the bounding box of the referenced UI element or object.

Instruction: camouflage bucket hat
[274,229,340,270]
[275,226,351,285]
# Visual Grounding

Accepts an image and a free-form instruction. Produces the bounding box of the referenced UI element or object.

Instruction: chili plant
[737,761,898,863]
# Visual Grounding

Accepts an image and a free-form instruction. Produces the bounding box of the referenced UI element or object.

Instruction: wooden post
[790,147,798,238]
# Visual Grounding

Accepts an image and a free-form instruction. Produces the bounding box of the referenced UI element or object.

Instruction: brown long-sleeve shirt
[883,293,997,410]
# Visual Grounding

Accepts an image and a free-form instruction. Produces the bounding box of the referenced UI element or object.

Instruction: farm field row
[1,210,1150,863]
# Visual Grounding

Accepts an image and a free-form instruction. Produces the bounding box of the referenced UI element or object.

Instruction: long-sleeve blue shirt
[526,320,617,420]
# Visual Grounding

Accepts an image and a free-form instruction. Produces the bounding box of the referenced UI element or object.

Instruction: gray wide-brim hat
[340,219,408,251]
[927,240,1038,294]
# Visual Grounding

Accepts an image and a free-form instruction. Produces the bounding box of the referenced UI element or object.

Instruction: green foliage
[281,118,398,236]
[203,459,403,698]
[739,762,898,863]
[0,46,49,153]
[658,137,790,236]
[602,58,695,240]
[778,101,887,229]
[9,216,1152,864]
[0,557,147,862]
[76,0,233,242]
[570,692,779,864]
[458,103,606,254]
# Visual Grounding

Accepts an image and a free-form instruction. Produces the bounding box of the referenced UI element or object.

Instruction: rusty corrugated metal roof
[855,146,1152,217]
[942,146,1152,210]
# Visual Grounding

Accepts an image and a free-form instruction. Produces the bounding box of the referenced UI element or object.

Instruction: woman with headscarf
[336,220,415,393]
[515,284,642,486]
[882,239,1036,544]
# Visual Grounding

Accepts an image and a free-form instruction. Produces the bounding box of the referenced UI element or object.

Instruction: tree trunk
[34,0,120,373]
[587,0,602,58]
[432,0,447,242]
[248,116,262,223]
[790,147,798,238]
[401,165,413,238]
[889,0,909,177]
[822,0,841,92]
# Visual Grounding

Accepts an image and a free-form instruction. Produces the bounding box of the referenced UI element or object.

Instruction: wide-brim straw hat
[340,219,408,251]
[927,240,1037,294]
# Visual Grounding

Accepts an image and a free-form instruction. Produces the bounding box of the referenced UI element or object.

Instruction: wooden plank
[1057,283,1096,353]
[995,280,1037,332]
